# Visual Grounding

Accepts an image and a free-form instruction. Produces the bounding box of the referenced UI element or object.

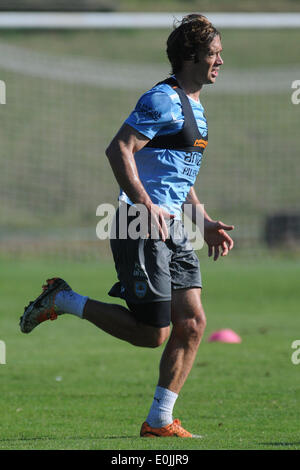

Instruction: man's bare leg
[158,288,206,393]
[143,288,205,432]
[83,299,170,348]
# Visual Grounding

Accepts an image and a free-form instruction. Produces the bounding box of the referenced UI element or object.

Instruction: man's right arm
[105,123,152,208]
[105,123,173,241]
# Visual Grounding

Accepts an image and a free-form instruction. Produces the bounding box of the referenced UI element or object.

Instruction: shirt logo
[136,103,162,122]
[193,139,208,149]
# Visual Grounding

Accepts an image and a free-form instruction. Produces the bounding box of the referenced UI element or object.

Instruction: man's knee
[191,307,207,337]
[173,306,206,343]
[171,288,206,342]
[135,324,170,348]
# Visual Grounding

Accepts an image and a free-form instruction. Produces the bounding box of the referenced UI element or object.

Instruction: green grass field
[1,255,300,450]
[3,0,300,12]
[120,0,300,12]
[1,21,300,452]
[1,28,300,68]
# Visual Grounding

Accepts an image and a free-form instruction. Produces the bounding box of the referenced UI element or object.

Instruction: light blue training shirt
[119,79,208,219]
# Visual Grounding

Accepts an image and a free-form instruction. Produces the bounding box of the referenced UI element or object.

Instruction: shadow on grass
[0,435,137,443]
[259,441,300,447]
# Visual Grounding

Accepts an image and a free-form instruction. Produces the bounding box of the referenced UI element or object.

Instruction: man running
[20,14,234,438]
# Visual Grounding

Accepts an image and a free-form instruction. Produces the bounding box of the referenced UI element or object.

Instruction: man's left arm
[183,186,234,261]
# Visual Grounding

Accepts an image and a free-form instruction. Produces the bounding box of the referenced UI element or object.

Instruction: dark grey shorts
[108,206,202,326]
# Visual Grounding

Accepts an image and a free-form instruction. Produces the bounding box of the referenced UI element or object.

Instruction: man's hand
[147,203,175,242]
[204,220,234,261]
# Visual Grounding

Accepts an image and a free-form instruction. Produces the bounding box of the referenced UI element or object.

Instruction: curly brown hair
[167,14,220,74]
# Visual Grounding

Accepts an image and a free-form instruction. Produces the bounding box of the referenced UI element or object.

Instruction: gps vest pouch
[145,77,208,154]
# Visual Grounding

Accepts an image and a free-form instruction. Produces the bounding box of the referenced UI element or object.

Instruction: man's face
[193,35,223,86]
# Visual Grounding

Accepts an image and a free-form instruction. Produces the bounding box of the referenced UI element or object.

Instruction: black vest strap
[145,77,208,153]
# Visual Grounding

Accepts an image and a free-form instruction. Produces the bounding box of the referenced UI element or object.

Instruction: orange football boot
[140,419,200,438]
[20,277,71,333]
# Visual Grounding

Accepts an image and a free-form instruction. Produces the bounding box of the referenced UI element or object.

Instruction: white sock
[55,290,88,318]
[146,386,178,428]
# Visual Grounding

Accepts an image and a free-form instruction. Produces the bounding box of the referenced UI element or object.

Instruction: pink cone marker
[208,329,242,343]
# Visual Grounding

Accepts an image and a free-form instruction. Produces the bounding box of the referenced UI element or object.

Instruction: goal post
[0,12,300,28]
